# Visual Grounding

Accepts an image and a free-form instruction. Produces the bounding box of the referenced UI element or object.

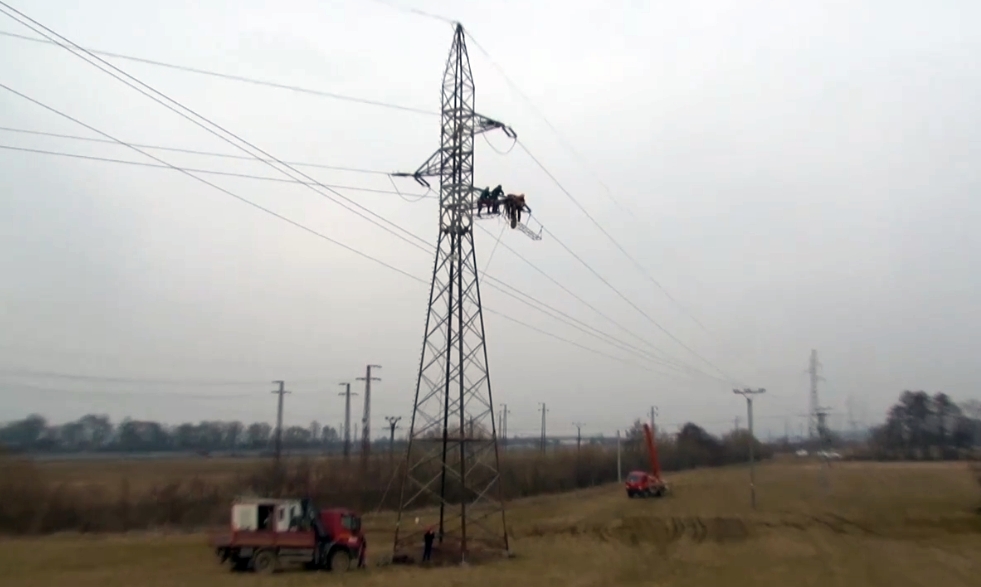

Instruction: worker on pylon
[478,185,504,216]
[503,193,530,228]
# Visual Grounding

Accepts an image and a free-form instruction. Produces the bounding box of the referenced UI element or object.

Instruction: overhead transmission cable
[0,126,397,175]
[0,6,724,379]
[4,6,733,382]
[462,29,713,332]
[0,144,434,198]
[0,87,690,378]
[475,224,716,379]
[0,82,427,284]
[0,85,704,376]
[362,4,714,342]
[0,368,278,386]
[0,4,433,255]
[0,29,437,116]
[1,10,730,379]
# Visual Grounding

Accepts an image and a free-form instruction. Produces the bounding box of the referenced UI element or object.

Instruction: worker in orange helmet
[422,525,436,562]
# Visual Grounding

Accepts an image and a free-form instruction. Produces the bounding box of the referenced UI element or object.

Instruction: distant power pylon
[391,23,533,563]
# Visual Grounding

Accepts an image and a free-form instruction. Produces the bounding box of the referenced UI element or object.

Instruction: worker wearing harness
[477,185,504,215]
[502,193,530,228]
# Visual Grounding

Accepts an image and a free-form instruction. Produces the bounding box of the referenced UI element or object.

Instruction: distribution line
[0,132,701,371]
[365,7,715,340]
[0,120,697,374]
[520,139,713,335]
[0,86,694,378]
[0,82,428,283]
[475,224,715,379]
[0,126,396,175]
[0,29,437,116]
[464,28,713,333]
[6,5,741,385]
[0,4,433,255]
[483,275,724,381]
[0,6,727,381]
[541,223,735,383]
[0,368,276,386]
[0,144,435,198]
[0,10,744,382]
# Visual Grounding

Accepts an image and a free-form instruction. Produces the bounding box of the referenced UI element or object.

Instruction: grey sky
[1,0,979,439]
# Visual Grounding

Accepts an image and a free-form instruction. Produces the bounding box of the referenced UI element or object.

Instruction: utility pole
[572,422,585,455]
[271,380,289,464]
[616,429,622,482]
[357,364,381,464]
[385,416,402,462]
[649,406,658,434]
[808,349,825,439]
[338,382,358,460]
[499,403,510,451]
[733,387,765,509]
[539,403,548,455]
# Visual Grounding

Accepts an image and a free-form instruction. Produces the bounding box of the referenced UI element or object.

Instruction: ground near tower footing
[390,537,513,568]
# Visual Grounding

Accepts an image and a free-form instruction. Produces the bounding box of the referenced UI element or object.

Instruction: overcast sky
[1,0,979,440]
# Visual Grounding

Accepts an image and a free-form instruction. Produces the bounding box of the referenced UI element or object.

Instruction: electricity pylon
[391,23,533,564]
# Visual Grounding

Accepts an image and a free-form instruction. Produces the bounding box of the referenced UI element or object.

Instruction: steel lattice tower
[391,23,520,564]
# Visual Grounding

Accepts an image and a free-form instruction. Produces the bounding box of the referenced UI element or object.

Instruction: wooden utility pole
[271,380,289,464]
[356,364,381,466]
[337,382,357,460]
[539,402,548,455]
[733,387,766,509]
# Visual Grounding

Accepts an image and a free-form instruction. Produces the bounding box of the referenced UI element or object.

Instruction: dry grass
[2,459,980,587]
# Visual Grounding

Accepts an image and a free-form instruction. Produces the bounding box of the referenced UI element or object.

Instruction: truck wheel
[251,550,278,574]
[329,549,351,573]
[627,490,636,498]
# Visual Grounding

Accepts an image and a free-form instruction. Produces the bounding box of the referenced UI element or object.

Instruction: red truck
[209,497,366,574]
[625,423,668,498]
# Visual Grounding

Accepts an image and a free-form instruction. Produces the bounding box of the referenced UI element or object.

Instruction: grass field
[3,459,980,587]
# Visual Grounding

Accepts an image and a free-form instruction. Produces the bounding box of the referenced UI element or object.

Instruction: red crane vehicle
[625,423,669,498]
[208,497,366,574]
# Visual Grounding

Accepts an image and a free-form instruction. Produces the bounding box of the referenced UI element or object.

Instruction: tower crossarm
[391,114,515,188]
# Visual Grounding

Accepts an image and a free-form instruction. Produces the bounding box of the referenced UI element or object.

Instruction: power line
[0,141,702,372]
[0,368,273,386]
[366,10,716,342]
[0,126,398,176]
[0,82,427,284]
[0,29,437,116]
[463,30,715,332]
[0,144,435,198]
[0,88,700,378]
[0,5,434,255]
[368,0,457,26]
[540,224,734,382]
[475,224,716,380]
[0,10,737,382]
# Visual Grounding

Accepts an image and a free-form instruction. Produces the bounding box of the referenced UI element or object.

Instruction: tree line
[866,391,981,459]
[0,413,345,453]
